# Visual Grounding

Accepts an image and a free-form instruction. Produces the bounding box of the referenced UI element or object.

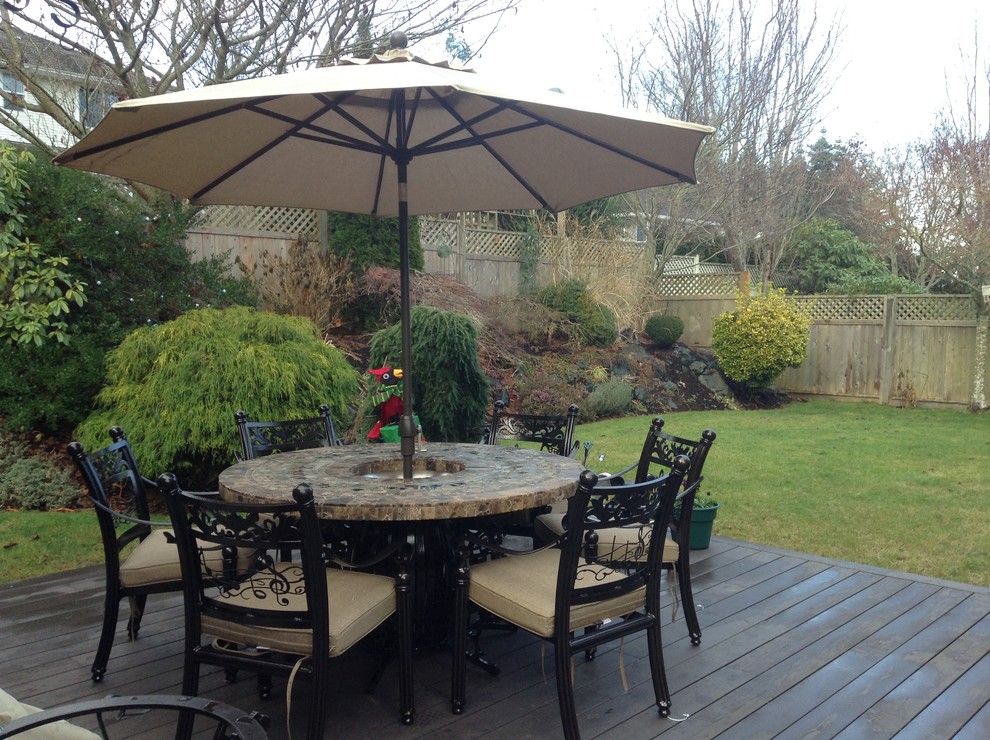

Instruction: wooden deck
[4,537,990,739]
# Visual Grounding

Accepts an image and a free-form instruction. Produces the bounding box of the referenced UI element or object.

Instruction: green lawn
[2,399,988,586]
[577,399,990,587]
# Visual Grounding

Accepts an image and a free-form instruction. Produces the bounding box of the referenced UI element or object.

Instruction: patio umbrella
[55,32,713,479]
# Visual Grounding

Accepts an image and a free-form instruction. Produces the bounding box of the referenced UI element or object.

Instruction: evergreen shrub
[368,306,489,442]
[537,279,617,347]
[0,157,256,435]
[326,212,423,274]
[585,379,633,420]
[712,289,812,390]
[73,307,360,487]
[644,314,684,347]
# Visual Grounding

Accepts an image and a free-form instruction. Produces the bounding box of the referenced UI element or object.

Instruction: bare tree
[905,39,990,409]
[614,0,839,288]
[0,0,518,154]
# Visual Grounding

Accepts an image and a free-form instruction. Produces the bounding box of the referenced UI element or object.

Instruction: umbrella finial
[390,31,408,50]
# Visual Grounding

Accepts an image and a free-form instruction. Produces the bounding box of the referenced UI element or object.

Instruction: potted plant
[673,490,720,550]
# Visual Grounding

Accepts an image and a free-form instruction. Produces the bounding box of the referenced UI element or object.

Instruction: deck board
[3,537,990,739]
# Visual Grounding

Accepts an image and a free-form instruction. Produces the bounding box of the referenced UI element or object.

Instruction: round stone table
[220,443,587,648]
[219,442,586,521]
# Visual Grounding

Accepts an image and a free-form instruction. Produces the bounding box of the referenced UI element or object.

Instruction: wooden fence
[662,293,987,409]
[185,210,989,410]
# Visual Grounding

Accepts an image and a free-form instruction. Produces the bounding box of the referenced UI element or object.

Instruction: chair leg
[451,559,469,714]
[677,558,702,645]
[126,594,147,639]
[257,674,271,700]
[466,609,506,676]
[91,592,121,682]
[554,644,580,740]
[396,549,415,726]
[306,657,329,740]
[645,620,671,718]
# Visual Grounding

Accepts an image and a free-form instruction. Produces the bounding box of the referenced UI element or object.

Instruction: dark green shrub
[645,314,684,347]
[584,379,633,420]
[369,306,488,442]
[0,430,81,510]
[326,212,423,274]
[712,289,812,390]
[537,280,617,347]
[73,307,360,487]
[0,157,257,436]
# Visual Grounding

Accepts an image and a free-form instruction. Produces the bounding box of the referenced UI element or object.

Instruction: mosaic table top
[218,442,586,521]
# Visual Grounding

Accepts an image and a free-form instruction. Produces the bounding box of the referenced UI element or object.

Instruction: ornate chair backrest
[160,474,330,658]
[68,428,157,574]
[554,457,694,636]
[630,418,716,551]
[633,417,716,486]
[235,404,342,460]
[483,399,579,457]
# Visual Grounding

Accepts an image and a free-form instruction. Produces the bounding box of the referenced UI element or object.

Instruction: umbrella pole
[397,159,416,480]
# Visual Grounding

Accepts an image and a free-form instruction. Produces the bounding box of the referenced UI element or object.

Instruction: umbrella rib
[423,92,553,210]
[54,99,281,163]
[191,102,336,201]
[504,99,699,184]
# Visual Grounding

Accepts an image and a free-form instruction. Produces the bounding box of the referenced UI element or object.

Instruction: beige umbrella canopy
[56,33,713,478]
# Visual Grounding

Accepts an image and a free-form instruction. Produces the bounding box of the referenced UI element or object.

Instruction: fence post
[879,295,896,405]
[456,213,467,284]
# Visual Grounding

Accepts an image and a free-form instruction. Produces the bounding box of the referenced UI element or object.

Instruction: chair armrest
[326,539,412,572]
[455,530,561,566]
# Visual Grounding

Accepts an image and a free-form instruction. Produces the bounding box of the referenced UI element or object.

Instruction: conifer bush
[368,306,489,442]
[73,307,360,487]
[644,314,684,347]
[712,289,812,390]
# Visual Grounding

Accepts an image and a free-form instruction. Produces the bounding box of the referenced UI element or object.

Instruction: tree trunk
[971,308,989,411]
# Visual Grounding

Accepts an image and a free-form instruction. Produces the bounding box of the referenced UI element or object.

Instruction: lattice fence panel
[895,295,976,322]
[420,218,458,249]
[464,228,527,257]
[654,273,741,296]
[792,295,887,322]
[540,238,647,268]
[192,206,319,237]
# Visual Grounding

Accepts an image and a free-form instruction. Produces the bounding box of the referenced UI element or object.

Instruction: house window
[1,72,25,110]
[79,88,116,128]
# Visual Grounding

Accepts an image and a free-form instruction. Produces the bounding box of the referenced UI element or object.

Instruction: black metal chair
[68,428,185,683]
[479,399,580,537]
[0,693,268,739]
[535,417,717,645]
[482,399,579,457]
[451,458,694,739]
[235,404,343,460]
[160,473,415,738]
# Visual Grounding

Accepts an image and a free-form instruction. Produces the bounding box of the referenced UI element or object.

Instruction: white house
[0,24,118,151]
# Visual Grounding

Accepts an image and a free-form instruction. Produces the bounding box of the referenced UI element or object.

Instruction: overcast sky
[473,0,985,150]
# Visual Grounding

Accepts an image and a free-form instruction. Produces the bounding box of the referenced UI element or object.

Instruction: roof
[0,24,114,81]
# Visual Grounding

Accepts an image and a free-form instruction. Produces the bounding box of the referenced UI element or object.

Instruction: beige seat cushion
[119,528,182,588]
[533,513,679,563]
[202,564,396,657]
[120,529,257,589]
[468,548,646,638]
[0,689,100,739]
